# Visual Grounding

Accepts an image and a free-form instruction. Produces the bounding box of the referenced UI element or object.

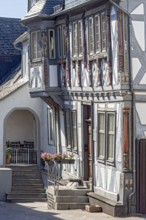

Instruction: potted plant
[6,147,11,164]
[41,152,75,165]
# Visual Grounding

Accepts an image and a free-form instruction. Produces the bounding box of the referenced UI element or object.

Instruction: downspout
[91,100,94,191]
[127,1,136,214]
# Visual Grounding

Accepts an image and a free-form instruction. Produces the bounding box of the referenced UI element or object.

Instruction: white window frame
[31,31,41,61]
[97,111,116,164]
[48,29,56,59]
[106,112,116,163]
[98,112,106,160]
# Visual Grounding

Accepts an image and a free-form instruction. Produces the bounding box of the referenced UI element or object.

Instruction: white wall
[6,110,35,143]
[0,83,47,165]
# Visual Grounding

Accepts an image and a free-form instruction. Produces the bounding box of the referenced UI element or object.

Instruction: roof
[22,0,64,21]
[0,17,27,55]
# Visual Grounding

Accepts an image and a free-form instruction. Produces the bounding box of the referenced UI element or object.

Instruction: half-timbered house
[21,0,146,216]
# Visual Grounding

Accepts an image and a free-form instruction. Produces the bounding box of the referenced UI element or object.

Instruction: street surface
[0,202,145,220]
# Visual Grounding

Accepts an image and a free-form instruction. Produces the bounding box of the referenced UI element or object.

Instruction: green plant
[6,147,11,159]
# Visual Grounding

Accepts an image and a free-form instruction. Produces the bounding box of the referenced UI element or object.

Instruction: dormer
[28,0,39,11]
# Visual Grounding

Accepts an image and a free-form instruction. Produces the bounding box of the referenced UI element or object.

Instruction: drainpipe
[91,100,94,191]
[127,2,136,214]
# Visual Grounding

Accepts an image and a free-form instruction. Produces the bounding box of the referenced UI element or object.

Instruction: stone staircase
[47,185,91,210]
[6,165,47,202]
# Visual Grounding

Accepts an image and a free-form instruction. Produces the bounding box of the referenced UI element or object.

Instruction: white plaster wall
[94,102,123,198]
[135,103,146,139]
[49,65,58,87]
[132,21,145,51]
[0,83,47,165]
[0,168,12,201]
[6,110,34,142]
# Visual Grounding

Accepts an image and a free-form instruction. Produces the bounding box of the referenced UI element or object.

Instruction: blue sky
[0,0,27,18]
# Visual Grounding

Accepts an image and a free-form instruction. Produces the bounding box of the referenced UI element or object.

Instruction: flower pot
[6,157,11,164]
[55,159,75,164]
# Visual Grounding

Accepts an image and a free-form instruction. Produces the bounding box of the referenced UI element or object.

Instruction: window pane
[48,108,54,145]
[72,22,78,56]
[98,112,105,159]
[65,110,71,149]
[31,31,41,60]
[72,111,78,151]
[88,17,94,54]
[58,27,62,58]
[49,29,56,59]
[95,15,101,52]
[107,113,115,162]
[101,13,106,51]
[62,25,66,58]
[78,21,83,56]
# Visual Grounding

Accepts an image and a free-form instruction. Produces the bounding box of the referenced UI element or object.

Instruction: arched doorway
[5,109,39,165]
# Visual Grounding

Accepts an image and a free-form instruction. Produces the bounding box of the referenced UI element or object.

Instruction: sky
[0,0,27,19]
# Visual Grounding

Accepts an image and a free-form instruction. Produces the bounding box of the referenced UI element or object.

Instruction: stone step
[8,165,39,170]
[12,174,42,179]
[12,184,44,190]
[7,193,47,199]
[48,186,91,196]
[54,202,89,210]
[12,170,40,176]
[12,178,42,184]
[10,188,46,193]
[55,196,89,203]
[7,198,47,203]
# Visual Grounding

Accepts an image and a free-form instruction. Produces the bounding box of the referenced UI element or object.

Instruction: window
[97,111,116,164]
[58,26,62,58]
[88,17,94,54]
[101,12,106,51]
[78,20,83,56]
[95,15,101,52]
[47,108,54,145]
[71,111,78,151]
[72,22,78,57]
[88,12,107,55]
[65,110,71,149]
[57,25,66,59]
[48,29,56,59]
[98,112,105,160]
[31,31,41,61]
[72,20,83,58]
[62,25,66,58]
[64,110,78,151]
[107,113,115,162]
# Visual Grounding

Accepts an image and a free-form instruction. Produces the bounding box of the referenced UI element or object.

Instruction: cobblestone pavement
[0,202,145,220]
